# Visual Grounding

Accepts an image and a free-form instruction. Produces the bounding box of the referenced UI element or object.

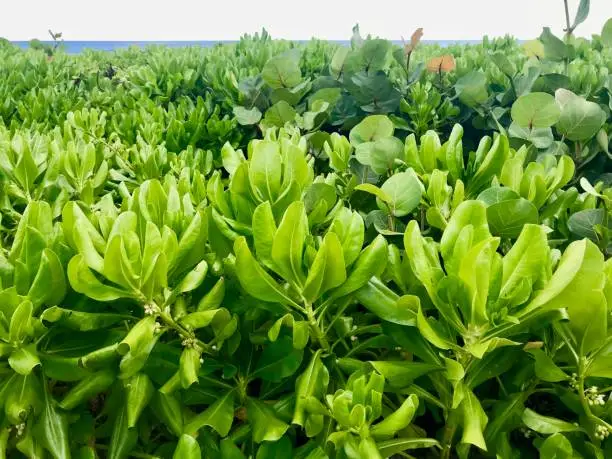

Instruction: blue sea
[12,40,482,54]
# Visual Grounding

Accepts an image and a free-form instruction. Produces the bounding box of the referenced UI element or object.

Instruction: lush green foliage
[1,15,612,459]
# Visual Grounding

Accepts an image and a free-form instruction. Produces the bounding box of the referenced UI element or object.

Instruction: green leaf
[330,46,350,78]
[378,170,423,217]
[108,404,137,459]
[9,344,40,375]
[354,183,391,203]
[263,102,297,129]
[572,0,590,29]
[256,436,292,459]
[357,137,404,175]
[540,28,568,61]
[234,237,295,306]
[521,408,582,434]
[271,201,307,287]
[555,89,606,141]
[460,388,488,451]
[302,232,346,303]
[355,279,416,326]
[185,390,234,436]
[377,438,440,456]
[539,433,573,458]
[151,392,184,437]
[293,350,329,426]
[486,198,539,238]
[247,398,289,443]
[371,394,418,438]
[527,239,606,352]
[370,361,443,388]
[262,49,302,89]
[249,141,283,202]
[490,52,516,77]
[253,336,304,382]
[179,347,202,389]
[455,71,488,107]
[176,260,208,293]
[331,235,388,298]
[511,93,560,129]
[9,299,33,343]
[222,143,246,176]
[59,370,115,410]
[34,384,71,459]
[28,248,66,308]
[233,106,262,126]
[125,373,154,427]
[349,115,394,146]
[173,434,201,459]
[68,255,134,302]
[526,349,568,382]
[40,306,127,331]
[567,208,605,240]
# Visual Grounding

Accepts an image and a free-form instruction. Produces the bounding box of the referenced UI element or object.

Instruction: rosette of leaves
[0,131,60,224]
[375,199,609,456]
[473,147,576,238]
[110,136,176,187]
[164,95,241,155]
[207,131,315,250]
[233,199,392,355]
[63,108,108,142]
[393,82,460,137]
[292,361,440,458]
[0,201,70,456]
[60,177,234,376]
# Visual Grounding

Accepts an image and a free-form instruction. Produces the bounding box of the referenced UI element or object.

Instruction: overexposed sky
[2,0,611,41]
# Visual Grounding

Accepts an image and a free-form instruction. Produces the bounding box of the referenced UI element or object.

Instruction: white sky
[1,0,611,41]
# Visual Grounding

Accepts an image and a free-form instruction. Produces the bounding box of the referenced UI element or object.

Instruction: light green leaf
[555,89,606,141]
[522,408,582,434]
[511,93,560,129]
[349,115,394,146]
[173,434,201,459]
[539,433,573,458]
[262,49,302,89]
[378,170,423,217]
[247,398,289,443]
[185,390,235,436]
[234,237,295,306]
[233,106,262,126]
[371,394,419,438]
[460,388,488,451]
[271,201,308,287]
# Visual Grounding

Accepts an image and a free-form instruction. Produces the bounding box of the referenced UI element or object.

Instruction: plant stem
[306,303,331,353]
[158,307,213,355]
[440,410,458,459]
[563,0,572,37]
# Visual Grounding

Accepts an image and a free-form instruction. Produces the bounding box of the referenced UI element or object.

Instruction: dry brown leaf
[410,28,424,49]
[404,27,424,55]
[426,54,456,73]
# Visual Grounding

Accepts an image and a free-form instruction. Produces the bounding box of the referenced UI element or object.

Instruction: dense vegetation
[1,12,612,458]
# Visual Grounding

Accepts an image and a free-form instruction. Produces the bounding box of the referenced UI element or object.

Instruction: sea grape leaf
[511,93,560,129]
[555,89,606,141]
[262,50,302,89]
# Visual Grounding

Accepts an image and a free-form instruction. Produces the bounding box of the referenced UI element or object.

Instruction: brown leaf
[404,27,424,55]
[426,54,456,73]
